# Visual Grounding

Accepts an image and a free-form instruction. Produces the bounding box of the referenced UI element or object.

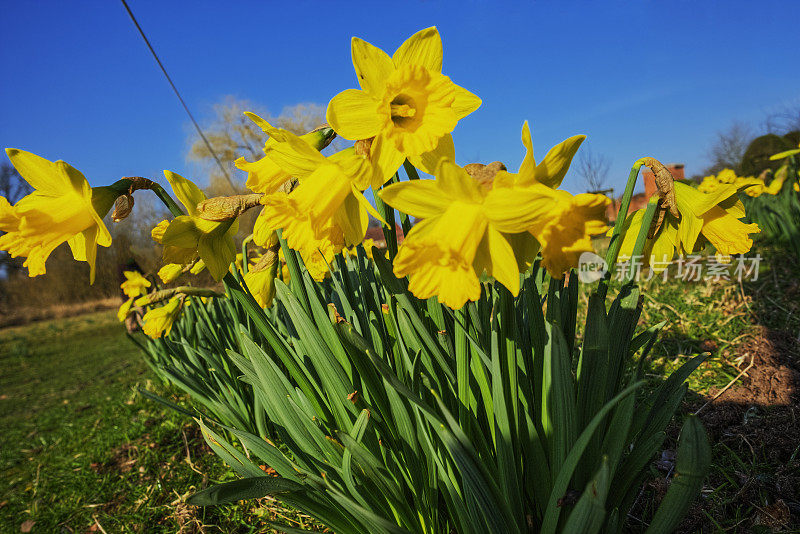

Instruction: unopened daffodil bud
[195,193,263,222]
[112,193,135,222]
[158,263,184,283]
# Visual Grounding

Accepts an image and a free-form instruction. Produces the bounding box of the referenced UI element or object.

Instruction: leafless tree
[187,96,337,196]
[705,121,753,174]
[763,103,800,134]
[576,148,612,193]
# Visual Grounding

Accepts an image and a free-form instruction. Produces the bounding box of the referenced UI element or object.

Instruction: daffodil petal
[5,148,75,197]
[378,179,450,219]
[474,227,520,296]
[351,37,394,97]
[162,216,200,249]
[326,89,383,141]
[350,185,386,226]
[517,121,536,181]
[335,193,368,246]
[700,206,760,256]
[450,83,481,120]
[483,184,559,233]
[435,159,484,204]
[534,135,586,189]
[407,134,455,175]
[392,27,443,72]
[164,171,205,215]
[370,133,406,188]
[198,232,236,281]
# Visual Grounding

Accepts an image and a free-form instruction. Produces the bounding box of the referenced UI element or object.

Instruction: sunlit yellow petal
[392,27,443,72]
[473,227,520,296]
[164,170,205,215]
[327,89,383,141]
[450,84,481,120]
[377,179,452,219]
[369,133,406,187]
[517,121,536,181]
[700,206,760,256]
[407,133,455,175]
[534,135,586,189]
[436,159,484,204]
[235,155,289,195]
[483,183,560,233]
[5,148,75,196]
[351,36,395,96]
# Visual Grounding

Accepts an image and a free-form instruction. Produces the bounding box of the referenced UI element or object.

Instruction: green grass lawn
[0,311,316,533]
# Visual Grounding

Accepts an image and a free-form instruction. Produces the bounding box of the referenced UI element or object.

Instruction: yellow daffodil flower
[234,114,335,195]
[697,175,720,193]
[379,158,597,308]
[142,296,183,339]
[117,297,134,322]
[252,120,386,280]
[120,270,151,298]
[763,166,786,195]
[475,121,608,276]
[160,171,239,281]
[0,149,118,283]
[327,27,481,185]
[617,178,760,268]
[614,202,679,273]
[674,180,760,257]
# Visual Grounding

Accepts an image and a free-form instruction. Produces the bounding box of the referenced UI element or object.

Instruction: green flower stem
[373,174,400,260]
[150,182,186,218]
[241,234,254,275]
[598,159,647,299]
[402,160,421,181]
[399,161,421,237]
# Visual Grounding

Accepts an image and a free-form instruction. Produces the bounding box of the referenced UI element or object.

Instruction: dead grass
[0,297,122,328]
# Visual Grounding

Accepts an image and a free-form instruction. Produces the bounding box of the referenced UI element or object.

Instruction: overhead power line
[119,0,237,192]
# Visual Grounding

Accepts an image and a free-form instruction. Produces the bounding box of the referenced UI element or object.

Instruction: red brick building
[607,163,685,222]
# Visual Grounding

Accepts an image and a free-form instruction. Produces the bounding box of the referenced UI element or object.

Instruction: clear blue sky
[1,1,798,196]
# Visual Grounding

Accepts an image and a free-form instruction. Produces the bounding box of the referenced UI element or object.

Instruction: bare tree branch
[576,148,612,192]
[705,120,752,174]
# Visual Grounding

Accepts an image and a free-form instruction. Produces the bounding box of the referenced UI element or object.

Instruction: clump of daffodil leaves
[1,25,764,534]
